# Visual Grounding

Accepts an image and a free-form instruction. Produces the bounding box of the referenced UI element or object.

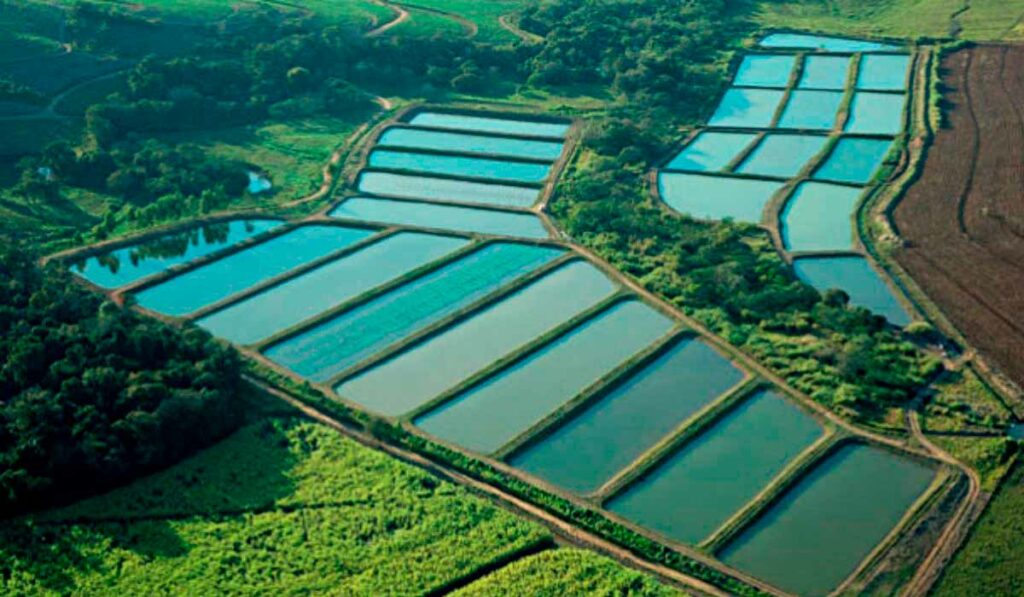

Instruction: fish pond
[708,88,785,128]
[329,197,549,239]
[759,33,898,53]
[659,173,783,223]
[358,171,539,209]
[781,182,862,252]
[793,255,911,326]
[798,55,851,90]
[408,112,569,138]
[368,149,550,183]
[813,137,892,184]
[777,90,844,130]
[736,134,828,178]
[732,54,795,88]
[664,131,757,173]
[844,92,906,135]
[377,127,564,161]
[856,54,911,91]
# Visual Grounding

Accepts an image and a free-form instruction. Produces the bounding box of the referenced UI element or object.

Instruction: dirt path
[0,68,130,122]
[365,0,410,37]
[498,14,542,44]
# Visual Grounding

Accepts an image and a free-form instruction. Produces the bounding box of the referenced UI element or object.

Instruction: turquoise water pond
[733,55,795,88]
[759,33,898,53]
[368,150,550,183]
[845,92,906,135]
[794,255,911,326]
[378,127,564,161]
[736,134,828,178]
[359,171,539,209]
[719,443,935,597]
[264,243,563,382]
[337,260,617,416]
[134,225,373,317]
[71,219,281,290]
[857,54,911,91]
[197,233,468,346]
[708,88,785,128]
[781,182,862,252]
[664,132,757,173]
[415,300,674,454]
[814,137,892,184]
[511,338,745,494]
[608,389,823,545]
[408,112,569,138]
[659,173,783,223]
[329,197,549,239]
[798,55,851,90]
[777,90,844,130]
[247,171,272,194]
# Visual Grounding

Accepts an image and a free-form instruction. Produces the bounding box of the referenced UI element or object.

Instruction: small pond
[368,150,550,183]
[857,54,911,91]
[247,171,272,194]
[732,54,795,88]
[798,55,852,90]
[777,90,844,130]
[844,92,906,135]
[329,197,549,239]
[813,137,892,184]
[378,127,564,161]
[408,112,569,138]
[708,88,785,128]
[659,173,783,223]
[781,182,862,252]
[736,133,828,178]
[664,131,758,173]
[793,255,912,326]
[759,33,899,53]
[358,171,539,209]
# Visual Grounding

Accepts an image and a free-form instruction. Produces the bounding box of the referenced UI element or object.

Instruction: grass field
[396,0,531,42]
[923,367,1014,433]
[931,435,1017,492]
[0,417,554,595]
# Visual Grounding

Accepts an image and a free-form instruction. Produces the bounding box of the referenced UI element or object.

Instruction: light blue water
[408,112,569,138]
[777,90,845,130]
[736,134,828,178]
[415,300,674,454]
[337,260,617,416]
[719,443,935,597]
[798,55,852,90]
[857,54,911,91]
[247,171,272,194]
[708,88,785,128]
[378,127,565,161]
[781,182,862,252]
[794,255,912,326]
[511,338,746,494]
[329,197,549,239]
[664,132,758,173]
[1009,424,1024,440]
[814,137,892,184]
[733,54,795,88]
[760,33,899,53]
[845,92,906,135]
[659,173,783,223]
[368,150,551,183]
[71,219,281,290]
[359,171,539,209]
[607,390,823,545]
[264,243,563,382]
[197,233,468,346]
[134,225,374,317]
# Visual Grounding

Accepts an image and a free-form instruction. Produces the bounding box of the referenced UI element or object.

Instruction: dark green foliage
[0,245,243,516]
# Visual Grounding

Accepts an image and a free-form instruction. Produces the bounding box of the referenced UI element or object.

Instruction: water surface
[378,127,564,161]
[719,443,934,597]
[736,134,828,178]
[814,137,892,184]
[659,173,783,223]
[512,338,745,494]
[781,182,862,252]
[708,88,785,128]
[664,132,757,173]
[777,90,844,130]
[857,54,911,91]
[415,301,674,454]
[330,197,548,239]
[794,255,911,326]
[733,55,795,88]
[369,150,550,183]
[798,55,851,90]
[844,92,906,135]
[408,112,569,138]
[759,33,898,53]
[247,171,272,194]
[608,390,823,545]
[359,171,539,208]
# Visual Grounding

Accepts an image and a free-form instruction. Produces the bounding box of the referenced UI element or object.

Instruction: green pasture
[398,0,531,42]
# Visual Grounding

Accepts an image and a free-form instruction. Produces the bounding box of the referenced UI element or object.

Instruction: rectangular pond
[329,197,549,239]
[735,134,828,178]
[719,443,935,597]
[813,137,892,184]
[798,55,851,90]
[368,149,551,183]
[263,242,563,382]
[844,92,906,135]
[607,389,823,546]
[336,260,617,416]
[377,127,565,161]
[133,225,374,317]
[358,171,539,209]
[794,255,911,326]
[781,182,862,252]
[732,54,795,88]
[510,338,746,495]
[664,131,758,173]
[759,33,899,53]
[707,88,785,129]
[414,300,674,454]
[659,173,783,224]
[70,219,282,289]
[408,112,569,138]
[857,54,911,91]
[777,90,844,130]
[197,232,469,346]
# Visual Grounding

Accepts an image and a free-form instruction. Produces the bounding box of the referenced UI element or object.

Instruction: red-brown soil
[894,46,1024,394]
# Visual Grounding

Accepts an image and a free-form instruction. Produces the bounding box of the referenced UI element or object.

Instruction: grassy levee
[401,291,633,422]
[491,327,694,461]
[252,238,487,352]
[721,131,768,173]
[833,52,863,132]
[768,82,798,130]
[324,251,577,388]
[593,376,766,504]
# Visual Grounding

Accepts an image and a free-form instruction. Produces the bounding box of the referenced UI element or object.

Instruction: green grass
[923,367,1014,433]
[930,435,1017,492]
[0,417,553,595]
[453,548,686,596]
[932,459,1024,596]
[397,0,531,42]
[752,0,1024,41]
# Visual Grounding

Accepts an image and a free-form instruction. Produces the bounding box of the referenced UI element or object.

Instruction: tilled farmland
[894,45,1024,394]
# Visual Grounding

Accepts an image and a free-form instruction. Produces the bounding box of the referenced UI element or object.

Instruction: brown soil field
[894,45,1024,397]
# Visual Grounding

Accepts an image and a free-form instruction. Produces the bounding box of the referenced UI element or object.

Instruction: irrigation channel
[56,63,964,597]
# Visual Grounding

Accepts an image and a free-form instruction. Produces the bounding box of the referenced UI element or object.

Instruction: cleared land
[893,46,1024,395]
